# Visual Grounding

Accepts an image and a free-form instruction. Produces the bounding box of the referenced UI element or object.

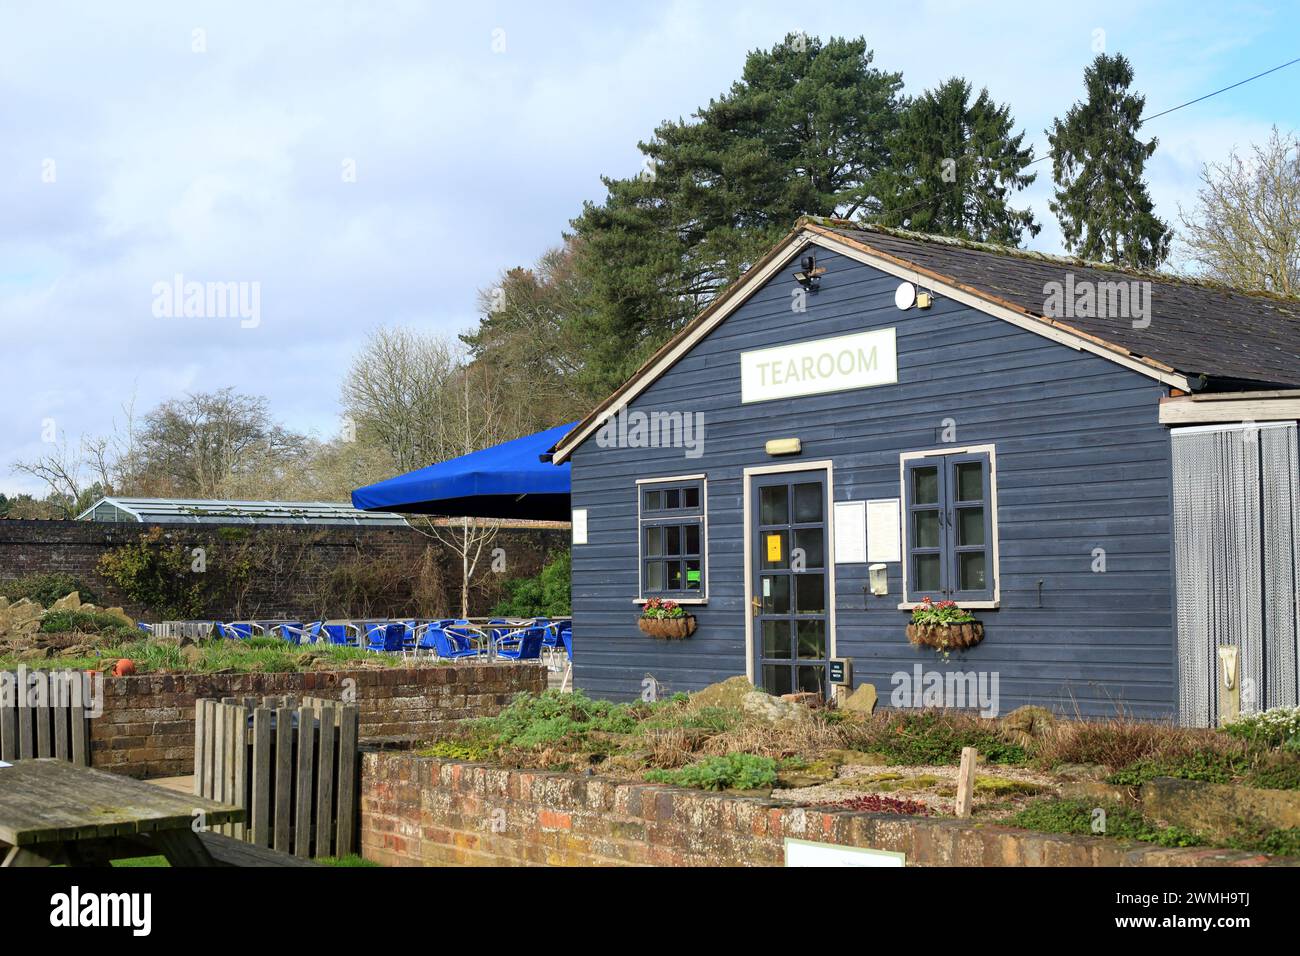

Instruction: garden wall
[91,664,546,778]
[0,518,565,619]
[359,755,1290,867]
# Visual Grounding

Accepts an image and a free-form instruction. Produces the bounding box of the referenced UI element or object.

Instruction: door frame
[742,460,837,683]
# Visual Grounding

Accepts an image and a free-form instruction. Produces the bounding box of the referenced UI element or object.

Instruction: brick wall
[0,519,566,619]
[359,755,1288,867]
[92,664,546,778]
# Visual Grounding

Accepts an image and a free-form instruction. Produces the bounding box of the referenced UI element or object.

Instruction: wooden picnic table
[0,759,244,867]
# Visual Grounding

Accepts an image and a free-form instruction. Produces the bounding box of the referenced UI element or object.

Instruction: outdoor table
[0,759,243,867]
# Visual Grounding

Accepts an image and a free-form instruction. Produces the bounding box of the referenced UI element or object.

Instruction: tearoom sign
[740,328,897,403]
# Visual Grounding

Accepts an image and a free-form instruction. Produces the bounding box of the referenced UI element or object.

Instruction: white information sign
[784,838,906,867]
[571,508,588,545]
[866,498,901,563]
[833,501,866,563]
[740,328,898,403]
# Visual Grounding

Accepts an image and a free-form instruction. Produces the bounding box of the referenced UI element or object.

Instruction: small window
[639,479,706,599]
[903,452,995,603]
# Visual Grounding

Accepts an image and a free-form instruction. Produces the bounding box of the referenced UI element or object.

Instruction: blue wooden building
[550,220,1300,723]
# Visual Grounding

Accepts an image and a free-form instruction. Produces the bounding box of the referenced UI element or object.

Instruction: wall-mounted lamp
[765,438,802,456]
[793,253,825,291]
[868,563,889,596]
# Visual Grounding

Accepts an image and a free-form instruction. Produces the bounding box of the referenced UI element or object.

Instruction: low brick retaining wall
[360,755,1294,867]
[92,664,545,778]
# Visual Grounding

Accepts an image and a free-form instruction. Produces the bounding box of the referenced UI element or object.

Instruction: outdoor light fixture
[793,253,825,291]
[765,438,802,456]
[869,563,888,596]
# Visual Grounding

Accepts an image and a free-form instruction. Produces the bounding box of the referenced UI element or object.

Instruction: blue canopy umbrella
[351,422,576,521]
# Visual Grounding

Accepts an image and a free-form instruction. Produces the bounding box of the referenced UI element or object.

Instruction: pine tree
[568,34,904,395]
[874,77,1038,244]
[1047,53,1172,267]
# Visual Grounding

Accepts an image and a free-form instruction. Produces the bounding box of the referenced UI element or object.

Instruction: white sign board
[833,501,866,563]
[784,838,905,867]
[740,328,898,404]
[866,498,901,563]
[571,508,588,545]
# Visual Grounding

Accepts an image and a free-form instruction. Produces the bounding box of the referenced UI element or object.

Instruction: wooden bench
[196,831,319,867]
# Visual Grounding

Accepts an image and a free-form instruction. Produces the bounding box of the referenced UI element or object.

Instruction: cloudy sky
[2,0,1297,496]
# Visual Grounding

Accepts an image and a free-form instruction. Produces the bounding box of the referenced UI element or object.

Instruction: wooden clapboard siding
[569,246,1178,718]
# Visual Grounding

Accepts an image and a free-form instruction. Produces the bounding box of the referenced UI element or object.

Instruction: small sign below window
[572,508,588,545]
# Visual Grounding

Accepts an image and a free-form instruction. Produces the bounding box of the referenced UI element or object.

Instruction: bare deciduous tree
[1179,127,1300,296]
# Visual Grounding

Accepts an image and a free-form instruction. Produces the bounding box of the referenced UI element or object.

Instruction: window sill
[897,600,999,611]
[634,597,708,606]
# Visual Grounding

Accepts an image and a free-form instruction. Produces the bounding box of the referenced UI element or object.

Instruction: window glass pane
[665,488,680,510]
[683,486,700,509]
[759,485,788,525]
[684,523,700,555]
[914,554,941,592]
[644,489,662,511]
[796,665,824,695]
[792,528,824,569]
[760,530,788,570]
[645,561,664,591]
[762,620,791,659]
[664,525,681,555]
[764,665,794,697]
[761,575,789,614]
[959,552,987,591]
[796,620,825,659]
[956,462,984,502]
[685,559,701,589]
[957,507,985,547]
[912,466,940,505]
[645,526,662,557]
[795,573,825,615]
[666,562,683,590]
[793,483,822,522]
[913,510,940,549]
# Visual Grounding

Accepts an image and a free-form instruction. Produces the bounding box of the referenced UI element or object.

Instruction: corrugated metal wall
[1173,423,1300,726]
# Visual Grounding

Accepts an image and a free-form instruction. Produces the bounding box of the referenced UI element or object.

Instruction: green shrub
[1223,706,1300,749]
[1225,825,1300,857]
[645,753,778,791]
[419,740,494,761]
[1108,750,1248,787]
[1244,755,1300,790]
[97,528,211,618]
[490,550,571,618]
[476,690,641,749]
[39,609,135,639]
[855,710,1027,766]
[1009,798,1204,848]
[0,572,97,607]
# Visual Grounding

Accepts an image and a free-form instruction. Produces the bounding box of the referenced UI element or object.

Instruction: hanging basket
[638,615,697,640]
[906,621,984,651]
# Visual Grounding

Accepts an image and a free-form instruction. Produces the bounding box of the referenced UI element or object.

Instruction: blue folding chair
[496,626,546,661]
[559,629,574,691]
[322,623,360,646]
[429,627,484,660]
[365,622,407,655]
[273,621,322,645]
[217,621,261,640]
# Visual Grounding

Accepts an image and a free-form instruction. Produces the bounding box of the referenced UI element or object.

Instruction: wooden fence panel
[0,670,92,767]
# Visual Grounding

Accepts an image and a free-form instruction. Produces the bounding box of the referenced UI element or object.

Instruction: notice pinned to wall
[833,501,866,563]
[572,508,588,545]
[765,533,783,563]
[866,499,901,563]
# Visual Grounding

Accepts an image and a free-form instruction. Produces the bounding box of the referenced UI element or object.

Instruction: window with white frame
[638,478,706,599]
[902,449,997,604]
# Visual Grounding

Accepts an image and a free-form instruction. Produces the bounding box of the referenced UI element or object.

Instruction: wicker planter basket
[906,621,984,651]
[638,615,697,640]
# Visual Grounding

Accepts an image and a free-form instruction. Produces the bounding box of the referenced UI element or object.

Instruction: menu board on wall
[866,499,901,562]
